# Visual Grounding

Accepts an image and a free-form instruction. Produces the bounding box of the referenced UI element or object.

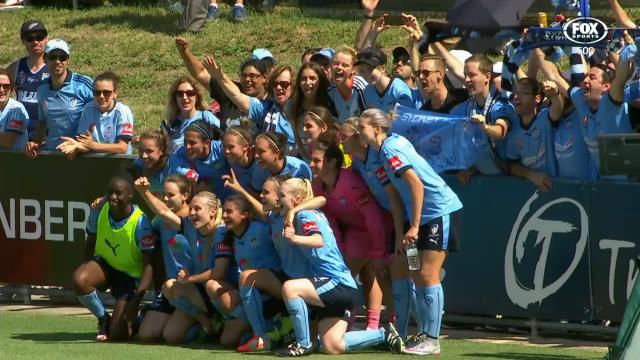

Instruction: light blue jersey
[506,108,558,177]
[378,134,463,224]
[351,145,391,212]
[554,109,598,181]
[86,203,155,254]
[132,158,175,197]
[77,101,134,154]
[37,71,94,150]
[224,221,280,271]
[180,220,225,275]
[0,98,29,151]
[294,210,356,288]
[410,86,423,109]
[327,75,368,123]
[162,110,221,153]
[364,77,414,112]
[231,159,260,194]
[268,211,310,278]
[248,97,295,149]
[170,140,232,200]
[210,226,241,285]
[251,156,312,192]
[152,216,188,279]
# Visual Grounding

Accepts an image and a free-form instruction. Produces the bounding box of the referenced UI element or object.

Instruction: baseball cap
[44,39,70,56]
[251,48,276,64]
[492,61,503,75]
[355,47,387,68]
[392,47,410,63]
[20,20,47,39]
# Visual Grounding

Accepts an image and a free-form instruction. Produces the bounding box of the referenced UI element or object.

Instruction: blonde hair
[192,190,223,226]
[335,46,357,65]
[282,178,314,203]
[164,76,208,123]
[343,117,359,132]
[359,108,392,131]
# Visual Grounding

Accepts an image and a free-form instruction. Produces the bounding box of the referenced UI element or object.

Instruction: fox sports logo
[562,17,608,45]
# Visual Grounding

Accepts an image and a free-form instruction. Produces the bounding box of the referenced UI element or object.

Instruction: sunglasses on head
[93,89,113,97]
[24,33,46,42]
[175,89,197,98]
[46,52,69,62]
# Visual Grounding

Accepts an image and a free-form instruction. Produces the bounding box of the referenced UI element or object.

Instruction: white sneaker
[403,334,440,355]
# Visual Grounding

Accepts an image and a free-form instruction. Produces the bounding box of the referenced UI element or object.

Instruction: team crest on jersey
[389,155,403,171]
[302,221,320,235]
[250,238,258,248]
[69,98,79,109]
[16,71,26,84]
[430,224,439,235]
[531,127,540,139]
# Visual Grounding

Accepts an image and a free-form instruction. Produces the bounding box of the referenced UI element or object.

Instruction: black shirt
[420,88,468,114]
[209,77,245,130]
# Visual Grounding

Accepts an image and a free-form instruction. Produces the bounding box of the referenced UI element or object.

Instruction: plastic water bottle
[406,243,420,271]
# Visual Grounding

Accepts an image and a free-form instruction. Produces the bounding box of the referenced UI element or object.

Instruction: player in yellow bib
[72,174,156,342]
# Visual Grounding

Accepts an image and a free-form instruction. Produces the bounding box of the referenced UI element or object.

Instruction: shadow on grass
[64,11,182,35]
[11,332,95,343]
[463,353,593,360]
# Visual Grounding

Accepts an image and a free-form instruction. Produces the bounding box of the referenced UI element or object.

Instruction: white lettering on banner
[504,191,588,308]
[600,239,635,305]
[0,199,90,241]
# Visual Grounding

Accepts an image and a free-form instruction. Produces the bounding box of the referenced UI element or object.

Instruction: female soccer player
[222,123,259,193]
[162,76,220,153]
[0,68,29,151]
[275,178,403,356]
[296,106,336,159]
[72,174,155,342]
[132,129,174,197]
[309,137,392,331]
[57,71,134,156]
[357,108,463,356]
[138,175,193,342]
[251,131,312,192]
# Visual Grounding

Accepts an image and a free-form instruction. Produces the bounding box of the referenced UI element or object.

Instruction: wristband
[363,14,375,20]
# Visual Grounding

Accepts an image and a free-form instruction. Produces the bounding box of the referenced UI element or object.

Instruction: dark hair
[516,78,542,97]
[290,63,332,139]
[240,58,268,76]
[591,64,613,83]
[316,133,343,169]
[221,194,254,246]
[185,119,222,141]
[419,54,446,73]
[138,129,171,169]
[295,106,337,159]
[310,53,331,68]
[94,71,120,90]
[465,54,493,75]
[256,131,288,158]
[224,119,255,146]
[109,172,135,194]
[301,47,322,63]
[0,68,13,87]
[165,174,195,202]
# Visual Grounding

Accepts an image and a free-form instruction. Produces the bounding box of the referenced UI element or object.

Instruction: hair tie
[187,123,211,140]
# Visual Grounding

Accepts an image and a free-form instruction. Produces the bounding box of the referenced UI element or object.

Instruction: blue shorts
[414,210,461,252]
[309,277,357,320]
[94,256,137,301]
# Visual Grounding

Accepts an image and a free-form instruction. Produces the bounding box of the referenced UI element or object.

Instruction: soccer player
[57,71,134,156]
[251,132,312,192]
[6,20,48,140]
[275,178,404,356]
[506,79,562,191]
[297,106,340,160]
[132,129,175,197]
[26,39,93,158]
[0,69,29,151]
[357,109,463,356]
[355,47,414,111]
[162,76,220,153]
[327,47,368,123]
[222,124,259,193]
[418,55,468,114]
[169,120,231,201]
[72,174,156,342]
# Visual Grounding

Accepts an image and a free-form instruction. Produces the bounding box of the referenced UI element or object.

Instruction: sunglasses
[241,73,262,80]
[393,58,410,66]
[94,89,114,97]
[47,53,69,62]
[0,84,12,92]
[175,89,197,98]
[418,69,440,78]
[273,81,291,89]
[24,33,46,42]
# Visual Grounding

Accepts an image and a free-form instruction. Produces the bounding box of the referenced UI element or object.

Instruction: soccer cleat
[384,322,405,354]
[232,5,247,23]
[96,313,111,342]
[403,334,441,356]
[236,335,271,352]
[275,341,314,357]
[206,4,219,20]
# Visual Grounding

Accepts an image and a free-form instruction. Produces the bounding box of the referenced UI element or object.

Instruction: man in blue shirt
[392,47,423,109]
[26,39,93,158]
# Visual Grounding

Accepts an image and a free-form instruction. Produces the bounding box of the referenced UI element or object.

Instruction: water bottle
[406,243,420,271]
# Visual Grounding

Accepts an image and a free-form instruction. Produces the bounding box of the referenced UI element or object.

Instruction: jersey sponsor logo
[105,238,120,256]
[301,221,320,235]
[141,234,155,249]
[8,119,24,130]
[17,90,38,103]
[388,155,403,171]
[217,242,233,253]
[122,123,133,136]
[185,169,199,181]
[250,238,258,248]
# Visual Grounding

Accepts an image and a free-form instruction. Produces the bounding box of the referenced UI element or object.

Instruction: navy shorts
[273,270,290,284]
[413,210,461,252]
[94,257,137,301]
[195,282,217,317]
[143,291,175,315]
[310,277,357,320]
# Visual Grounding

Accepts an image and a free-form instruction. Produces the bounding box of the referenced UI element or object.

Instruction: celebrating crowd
[1,0,638,356]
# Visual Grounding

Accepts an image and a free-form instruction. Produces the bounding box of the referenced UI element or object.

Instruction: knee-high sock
[417,284,444,338]
[229,303,247,322]
[285,297,311,347]
[392,279,413,339]
[343,328,385,352]
[171,297,203,318]
[77,290,106,320]
[366,309,381,330]
[409,281,423,331]
[240,285,267,337]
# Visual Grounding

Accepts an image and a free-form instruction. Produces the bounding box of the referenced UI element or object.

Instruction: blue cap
[316,47,335,60]
[251,48,276,63]
[45,39,70,55]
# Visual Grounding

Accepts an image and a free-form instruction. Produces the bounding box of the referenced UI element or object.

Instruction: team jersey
[569,87,633,170]
[162,110,221,153]
[378,133,463,224]
[410,85,424,110]
[251,155,312,192]
[248,97,295,150]
[220,221,280,271]
[312,168,391,258]
[231,158,260,193]
[170,140,231,200]
[179,219,227,276]
[14,57,48,138]
[37,71,94,150]
[506,108,558,177]
[132,158,175,197]
[450,92,515,174]
[553,108,599,181]
[152,216,188,279]
[294,210,356,288]
[86,203,155,254]
[0,98,29,151]
[267,211,310,278]
[208,226,242,285]
[351,145,391,211]
[76,100,134,154]
[327,75,368,123]
[364,77,414,112]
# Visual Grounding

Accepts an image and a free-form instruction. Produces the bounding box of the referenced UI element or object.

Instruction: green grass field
[0,311,606,360]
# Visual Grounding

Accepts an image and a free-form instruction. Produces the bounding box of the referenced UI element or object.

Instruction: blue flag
[391,104,487,173]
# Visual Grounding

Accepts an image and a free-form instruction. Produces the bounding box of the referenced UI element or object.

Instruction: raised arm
[608,0,637,28]
[543,80,564,122]
[533,48,571,98]
[222,169,266,220]
[401,13,423,73]
[432,41,465,84]
[175,37,212,89]
[134,177,182,230]
[355,0,380,51]
[611,57,635,103]
[284,195,327,226]
[201,55,251,114]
